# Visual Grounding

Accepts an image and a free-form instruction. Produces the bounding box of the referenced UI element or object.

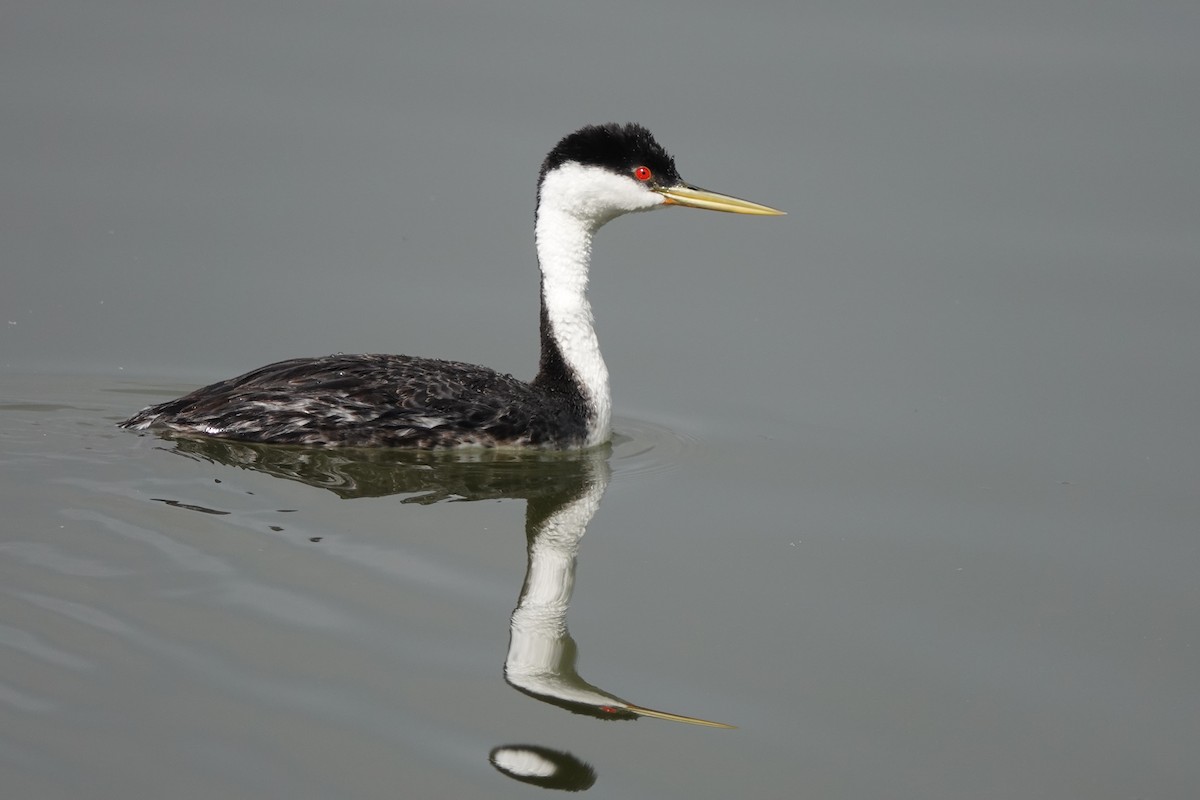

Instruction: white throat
[535,163,664,447]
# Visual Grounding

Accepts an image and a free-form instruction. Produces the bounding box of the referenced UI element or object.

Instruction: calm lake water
[3,370,1197,798]
[4,3,1198,799]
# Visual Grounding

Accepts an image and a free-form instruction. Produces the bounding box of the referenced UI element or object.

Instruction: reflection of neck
[505,473,606,697]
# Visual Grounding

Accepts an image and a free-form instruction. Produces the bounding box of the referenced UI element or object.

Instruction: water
[4,3,1199,798]
[3,371,1197,798]
[1,376,764,798]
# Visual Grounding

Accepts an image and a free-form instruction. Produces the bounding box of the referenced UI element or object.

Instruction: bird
[120,123,784,448]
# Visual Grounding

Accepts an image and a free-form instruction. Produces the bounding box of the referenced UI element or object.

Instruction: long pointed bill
[625,701,737,729]
[656,184,785,216]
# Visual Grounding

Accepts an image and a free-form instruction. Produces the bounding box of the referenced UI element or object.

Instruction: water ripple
[0,622,92,671]
[0,541,132,578]
[609,415,704,481]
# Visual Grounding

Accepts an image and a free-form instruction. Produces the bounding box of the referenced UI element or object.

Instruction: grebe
[121,123,784,448]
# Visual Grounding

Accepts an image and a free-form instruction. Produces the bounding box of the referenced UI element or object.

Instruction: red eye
[633,166,652,181]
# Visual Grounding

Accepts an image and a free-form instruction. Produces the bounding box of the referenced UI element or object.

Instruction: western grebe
[120,123,784,448]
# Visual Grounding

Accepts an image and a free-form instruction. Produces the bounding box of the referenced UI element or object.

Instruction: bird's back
[121,354,591,448]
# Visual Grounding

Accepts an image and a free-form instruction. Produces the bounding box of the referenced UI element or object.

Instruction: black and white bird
[121,123,784,448]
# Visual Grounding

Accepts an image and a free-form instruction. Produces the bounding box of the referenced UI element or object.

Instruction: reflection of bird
[167,437,732,727]
[121,123,783,448]
[164,435,606,502]
[506,456,734,729]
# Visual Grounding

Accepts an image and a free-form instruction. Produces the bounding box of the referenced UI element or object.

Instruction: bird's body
[129,353,591,448]
[121,123,783,448]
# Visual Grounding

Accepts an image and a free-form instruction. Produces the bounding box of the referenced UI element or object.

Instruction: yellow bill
[657,184,785,216]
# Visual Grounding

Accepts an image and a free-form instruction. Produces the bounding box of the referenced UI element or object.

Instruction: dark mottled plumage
[121,353,591,448]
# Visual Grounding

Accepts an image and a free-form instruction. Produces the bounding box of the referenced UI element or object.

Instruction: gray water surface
[3,371,1197,798]
[3,3,1199,799]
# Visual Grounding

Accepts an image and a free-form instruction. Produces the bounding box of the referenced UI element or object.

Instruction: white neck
[534,162,666,446]
[534,197,611,447]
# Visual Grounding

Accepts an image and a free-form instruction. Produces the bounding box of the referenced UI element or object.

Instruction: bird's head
[537,123,784,228]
